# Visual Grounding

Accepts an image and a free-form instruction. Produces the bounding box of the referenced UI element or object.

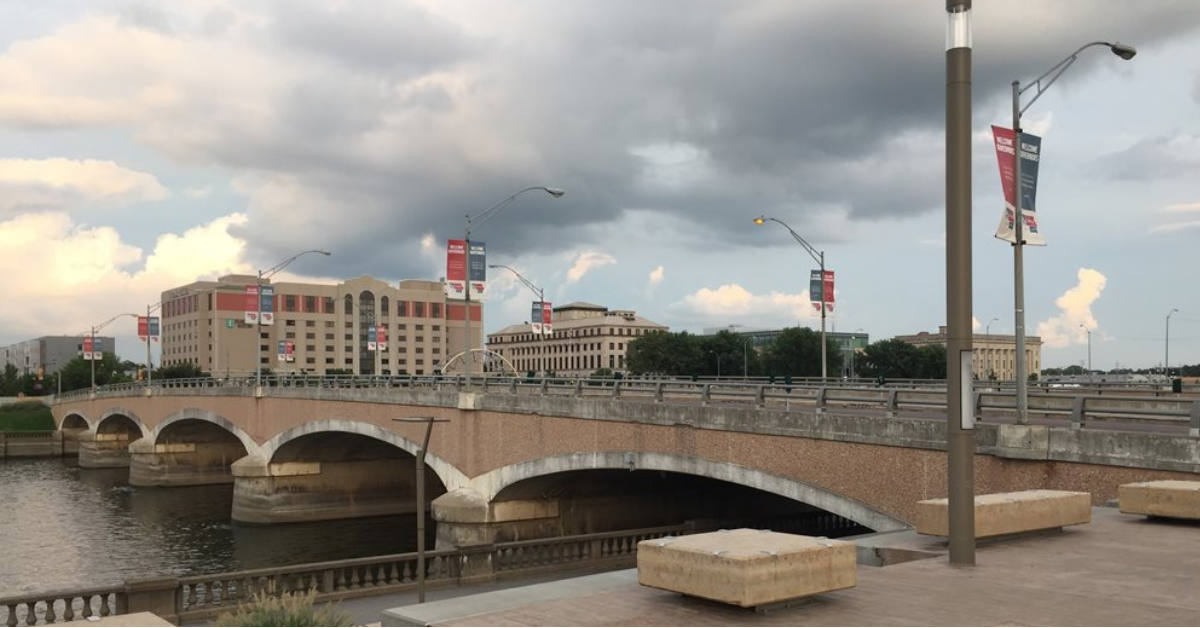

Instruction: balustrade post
[886,389,899,418]
[509,378,517,394]
[701,384,710,405]
[574,378,583,398]
[1070,397,1086,429]
[123,578,179,624]
[655,381,664,403]
[1189,400,1200,438]
[814,387,827,414]
[611,380,622,398]
[540,378,549,395]
[755,385,765,408]
[972,391,982,423]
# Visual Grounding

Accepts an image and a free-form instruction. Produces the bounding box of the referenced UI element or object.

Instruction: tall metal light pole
[985,317,999,335]
[392,416,449,604]
[753,216,828,380]
[490,264,547,375]
[1008,40,1136,423]
[945,0,975,567]
[86,313,139,392]
[255,250,331,388]
[463,187,565,387]
[1165,308,1178,379]
[1079,324,1092,372]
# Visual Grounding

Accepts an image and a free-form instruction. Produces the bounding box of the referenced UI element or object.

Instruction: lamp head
[544,187,566,198]
[753,216,766,225]
[1109,42,1136,60]
[317,250,332,256]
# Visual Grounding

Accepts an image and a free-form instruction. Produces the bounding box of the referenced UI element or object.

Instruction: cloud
[1148,201,1200,234]
[0,211,250,343]
[566,251,616,283]
[0,158,168,213]
[3,2,1198,278]
[972,316,981,331]
[648,265,664,287]
[1091,134,1200,181]
[1035,268,1107,349]
[1162,202,1200,213]
[673,283,817,328]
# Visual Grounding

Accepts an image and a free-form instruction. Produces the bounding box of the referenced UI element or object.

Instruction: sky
[1,0,1199,371]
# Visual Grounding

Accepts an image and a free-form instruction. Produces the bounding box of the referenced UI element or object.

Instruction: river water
[0,458,423,597]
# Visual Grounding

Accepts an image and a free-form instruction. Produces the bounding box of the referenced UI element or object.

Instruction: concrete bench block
[1119,480,1200,520]
[637,528,855,608]
[916,489,1091,538]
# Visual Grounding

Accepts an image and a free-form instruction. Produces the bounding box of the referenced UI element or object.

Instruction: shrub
[214,589,351,627]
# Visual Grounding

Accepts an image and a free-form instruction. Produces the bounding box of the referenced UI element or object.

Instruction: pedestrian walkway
[381,507,1200,626]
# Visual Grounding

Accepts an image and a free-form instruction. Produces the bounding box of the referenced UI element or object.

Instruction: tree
[57,353,128,392]
[155,363,208,380]
[697,331,760,377]
[626,331,704,376]
[857,339,945,379]
[760,327,841,378]
[1,364,18,396]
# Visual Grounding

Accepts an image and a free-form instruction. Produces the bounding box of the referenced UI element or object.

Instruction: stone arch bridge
[51,383,1200,548]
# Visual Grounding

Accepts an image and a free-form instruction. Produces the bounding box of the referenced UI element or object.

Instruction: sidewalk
[381,507,1200,626]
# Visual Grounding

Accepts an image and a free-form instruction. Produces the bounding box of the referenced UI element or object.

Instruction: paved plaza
[383,507,1200,626]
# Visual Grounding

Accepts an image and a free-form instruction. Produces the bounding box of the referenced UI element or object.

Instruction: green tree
[626,331,704,376]
[155,363,208,380]
[761,327,841,377]
[698,331,760,377]
[1,364,18,396]
[57,353,127,392]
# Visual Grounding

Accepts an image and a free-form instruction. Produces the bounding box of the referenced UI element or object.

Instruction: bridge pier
[77,430,133,468]
[129,438,247,486]
[61,427,86,456]
[230,454,441,524]
[431,488,561,549]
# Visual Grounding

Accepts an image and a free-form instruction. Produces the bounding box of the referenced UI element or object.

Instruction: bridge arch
[472,451,907,533]
[152,408,260,456]
[259,419,470,492]
[96,407,149,438]
[59,411,90,431]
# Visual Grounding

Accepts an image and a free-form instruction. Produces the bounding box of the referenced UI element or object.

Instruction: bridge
[50,376,1200,550]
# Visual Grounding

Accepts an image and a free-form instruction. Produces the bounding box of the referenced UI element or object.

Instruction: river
[0,458,425,597]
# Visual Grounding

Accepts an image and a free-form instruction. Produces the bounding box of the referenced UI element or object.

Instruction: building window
[323,297,335,313]
[325,357,334,364]
[397,300,408,317]
[305,345,315,352]
[344,294,353,315]
[325,321,335,328]
[325,345,334,352]
[344,334,353,341]
[431,303,442,318]
[414,302,425,317]
[359,290,376,375]
[285,320,296,327]
[285,295,297,312]
[306,333,315,340]
[381,296,389,318]
[432,325,440,331]
[305,296,316,313]
[325,333,334,340]
[306,320,316,327]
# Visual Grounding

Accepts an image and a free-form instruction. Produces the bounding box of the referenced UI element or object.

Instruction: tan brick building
[160,275,482,376]
[486,302,667,376]
[895,325,1041,381]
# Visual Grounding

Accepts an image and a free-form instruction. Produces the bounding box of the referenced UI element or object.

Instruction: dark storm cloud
[203,1,1200,278]
[1089,134,1200,181]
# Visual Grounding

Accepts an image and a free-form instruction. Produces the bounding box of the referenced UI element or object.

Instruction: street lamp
[708,350,721,379]
[1079,324,1092,373]
[392,416,449,604]
[850,328,865,379]
[490,264,547,375]
[463,187,564,387]
[753,216,828,380]
[85,312,140,392]
[1165,308,1179,379]
[1008,40,1136,423]
[985,317,999,335]
[255,250,331,388]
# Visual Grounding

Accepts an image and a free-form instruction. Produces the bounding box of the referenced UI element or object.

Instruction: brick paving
[407,508,1200,626]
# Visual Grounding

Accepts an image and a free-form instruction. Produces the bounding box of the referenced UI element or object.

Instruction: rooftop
[383,507,1200,626]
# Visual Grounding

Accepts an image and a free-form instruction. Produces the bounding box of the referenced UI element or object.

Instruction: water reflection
[0,459,426,596]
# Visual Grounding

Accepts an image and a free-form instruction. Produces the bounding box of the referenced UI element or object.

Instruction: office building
[160,275,482,376]
[1,336,116,376]
[486,302,668,376]
[895,325,1041,381]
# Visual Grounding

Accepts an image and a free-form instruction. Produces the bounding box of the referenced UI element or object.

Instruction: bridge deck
[383,507,1200,626]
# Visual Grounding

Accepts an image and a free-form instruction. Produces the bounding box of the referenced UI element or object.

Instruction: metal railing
[51,374,1200,436]
[0,524,689,626]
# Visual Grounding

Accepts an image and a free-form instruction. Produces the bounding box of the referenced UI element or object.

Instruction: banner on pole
[138,316,149,341]
[991,125,1045,245]
[285,340,295,362]
[149,316,160,341]
[468,241,487,302]
[277,340,286,363]
[445,239,467,299]
[531,301,543,335]
[377,326,387,350]
[541,301,553,335]
[260,285,275,326]
[810,270,823,311]
[368,325,377,351]
[822,270,835,312]
[244,286,260,324]
[82,336,94,361]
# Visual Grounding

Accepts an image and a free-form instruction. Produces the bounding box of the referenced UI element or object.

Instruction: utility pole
[945,0,976,566]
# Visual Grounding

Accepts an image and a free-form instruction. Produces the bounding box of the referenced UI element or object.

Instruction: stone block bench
[1119,480,1200,520]
[916,489,1091,538]
[637,528,855,609]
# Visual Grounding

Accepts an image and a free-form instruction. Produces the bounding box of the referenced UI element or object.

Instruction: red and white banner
[991,125,1045,246]
[244,285,260,324]
[541,301,553,335]
[377,326,387,350]
[137,316,149,341]
[445,239,467,299]
[82,336,94,361]
[285,340,295,362]
[822,270,835,312]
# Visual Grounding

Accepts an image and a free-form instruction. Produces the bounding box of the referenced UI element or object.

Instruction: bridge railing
[0,524,690,626]
[51,374,1200,434]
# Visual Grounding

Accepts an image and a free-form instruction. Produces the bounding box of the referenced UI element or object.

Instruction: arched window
[344,294,353,316]
[380,296,389,318]
[358,291,376,375]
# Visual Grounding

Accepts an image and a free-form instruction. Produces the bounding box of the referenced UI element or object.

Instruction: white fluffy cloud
[0,211,250,342]
[1036,268,1107,349]
[647,265,664,287]
[1149,201,1200,234]
[673,283,817,328]
[566,251,616,283]
[0,158,168,212]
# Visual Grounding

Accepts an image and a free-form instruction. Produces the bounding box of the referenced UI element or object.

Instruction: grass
[214,589,351,627]
[0,401,55,432]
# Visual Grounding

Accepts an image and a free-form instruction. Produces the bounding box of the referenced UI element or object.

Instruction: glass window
[344,294,353,315]
[414,302,425,317]
[381,296,389,317]
[323,297,334,313]
[397,300,408,317]
[358,290,376,375]
[285,295,297,312]
[431,303,442,318]
[305,296,316,312]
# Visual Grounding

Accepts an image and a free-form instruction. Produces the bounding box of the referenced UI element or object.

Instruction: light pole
[1007,40,1136,423]
[86,313,139,392]
[850,328,865,379]
[709,350,721,378]
[945,0,975,567]
[392,416,449,604]
[985,317,999,335]
[1165,308,1178,379]
[490,264,547,376]
[255,250,331,388]
[463,187,565,387]
[1079,324,1092,372]
[753,216,828,380]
